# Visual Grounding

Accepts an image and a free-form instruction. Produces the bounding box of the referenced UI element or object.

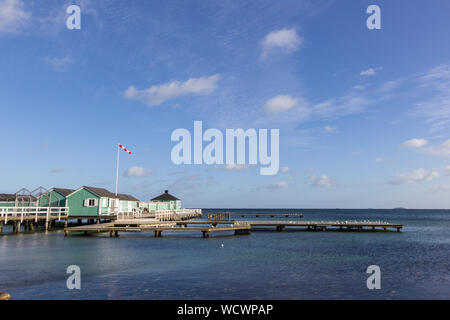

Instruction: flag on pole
[118,143,132,154]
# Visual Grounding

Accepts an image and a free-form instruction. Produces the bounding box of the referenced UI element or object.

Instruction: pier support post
[64,230,69,237]
[109,230,114,237]
[322,226,326,232]
[396,227,401,232]
[0,222,3,233]
[97,219,101,224]
[77,219,82,225]
[114,231,119,237]
[45,221,50,231]
[64,220,68,228]
[358,226,362,232]
[15,221,21,233]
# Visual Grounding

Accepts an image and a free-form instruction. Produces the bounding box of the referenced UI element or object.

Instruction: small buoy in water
[221,244,224,248]
[0,292,11,300]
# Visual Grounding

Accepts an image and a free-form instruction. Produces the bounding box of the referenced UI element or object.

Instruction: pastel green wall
[38,190,66,207]
[66,188,100,217]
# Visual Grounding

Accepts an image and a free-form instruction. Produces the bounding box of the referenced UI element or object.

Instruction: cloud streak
[124,74,220,106]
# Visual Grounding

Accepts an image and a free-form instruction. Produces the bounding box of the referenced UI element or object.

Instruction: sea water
[0,209,449,299]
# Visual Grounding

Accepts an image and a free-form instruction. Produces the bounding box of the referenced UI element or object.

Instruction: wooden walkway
[177,220,403,232]
[64,220,251,238]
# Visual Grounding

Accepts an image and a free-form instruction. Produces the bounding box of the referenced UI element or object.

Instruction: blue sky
[1,0,450,208]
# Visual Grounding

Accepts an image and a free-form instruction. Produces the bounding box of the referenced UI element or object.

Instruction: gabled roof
[151,190,180,201]
[66,186,118,198]
[0,193,16,201]
[52,188,75,197]
[83,186,117,198]
[118,193,140,201]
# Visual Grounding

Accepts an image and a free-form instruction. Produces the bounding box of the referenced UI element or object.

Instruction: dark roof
[0,193,16,201]
[52,188,75,197]
[82,186,117,198]
[151,190,180,201]
[0,193,37,201]
[118,193,140,201]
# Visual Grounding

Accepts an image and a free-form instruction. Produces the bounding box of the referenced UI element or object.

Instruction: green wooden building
[38,188,74,207]
[150,190,182,210]
[65,186,121,217]
[118,193,140,213]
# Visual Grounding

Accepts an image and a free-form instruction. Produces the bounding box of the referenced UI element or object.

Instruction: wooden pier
[64,219,251,238]
[0,207,69,233]
[177,220,403,232]
[208,212,303,219]
[63,216,402,239]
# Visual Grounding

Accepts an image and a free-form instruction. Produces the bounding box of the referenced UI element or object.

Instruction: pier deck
[64,221,251,238]
[177,220,403,232]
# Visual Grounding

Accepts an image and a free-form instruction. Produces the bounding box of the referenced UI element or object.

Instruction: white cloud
[43,57,73,72]
[265,95,298,114]
[215,164,254,171]
[443,165,450,175]
[400,138,428,148]
[360,67,382,77]
[261,28,303,59]
[279,166,289,173]
[124,166,152,177]
[267,181,289,190]
[431,184,450,192]
[420,140,450,157]
[324,125,338,133]
[390,168,440,185]
[313,94,370,119]
[0,0,30,34]
[310,175,333,188]
[412,64,450,132]
[124,74,220,106]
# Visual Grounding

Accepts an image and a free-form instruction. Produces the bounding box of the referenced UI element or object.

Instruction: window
[84,198,98,207]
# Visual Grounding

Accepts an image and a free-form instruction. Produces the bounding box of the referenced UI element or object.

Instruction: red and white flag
[118,143,131,154]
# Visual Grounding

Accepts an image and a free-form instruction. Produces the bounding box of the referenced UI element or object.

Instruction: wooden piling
[0,292,11,300]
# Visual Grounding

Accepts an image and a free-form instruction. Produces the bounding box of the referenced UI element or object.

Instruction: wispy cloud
[0,0,30,34]
[420,140,450,157]
[279,166,289,173]
[124,74,220,106]
[214,164,255,171]
[43,56,73,72]
[400,138,428,148]
[265,95,297,114]
[390,168,440,185]
[50,168,64,174]
[360,67,382,77]
[261,28,303,59]
[412,63,450,132]
[310,175,333,188]
[324,125,338,133]
[124,166,152,177]
[267,181,289,190]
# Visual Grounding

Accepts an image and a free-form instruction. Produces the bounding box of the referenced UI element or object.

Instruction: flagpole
[115,144,120,196]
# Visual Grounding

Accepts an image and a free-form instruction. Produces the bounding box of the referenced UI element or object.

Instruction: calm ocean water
[0,209,449,300]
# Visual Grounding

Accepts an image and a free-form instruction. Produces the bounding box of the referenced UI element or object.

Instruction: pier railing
[155,209,202,221]
[0,207,69,223]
